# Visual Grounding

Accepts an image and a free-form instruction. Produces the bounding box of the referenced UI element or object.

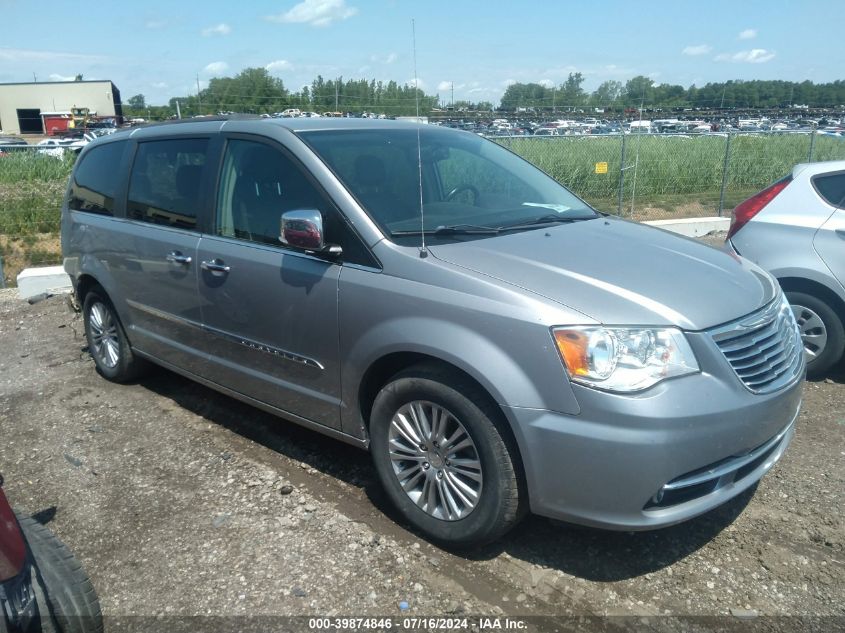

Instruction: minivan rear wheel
[786,290,845,377]
[369,365,525,547]
[82,288,148,383]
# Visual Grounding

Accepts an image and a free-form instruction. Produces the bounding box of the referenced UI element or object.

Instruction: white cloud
[48,74,77,82]
[203,61,229,75]
[202,23,231,37]
[145,19,167,29]
[739,28,757,40]
[538,79,555,88]
[369,52,398,64]
[715,48,776,63]
[406,77,426,90]
[501,78,516,88]
[0,47,104,63]
[682,44,712,56]
[265,59,294,74]
[265,0,358,27]
[152,82,168,89]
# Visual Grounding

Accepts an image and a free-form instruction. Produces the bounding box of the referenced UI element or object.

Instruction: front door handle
[201,259,231,274]
[165,251,192,265]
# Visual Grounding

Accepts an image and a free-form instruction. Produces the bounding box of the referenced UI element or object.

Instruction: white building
[0,80,122,135]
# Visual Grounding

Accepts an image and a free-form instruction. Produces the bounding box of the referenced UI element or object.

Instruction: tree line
[500,74,845,111]
[124,67,441,119]
[122,68,845,120]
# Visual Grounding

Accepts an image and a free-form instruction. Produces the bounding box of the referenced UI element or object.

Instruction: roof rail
[138,114,262,128]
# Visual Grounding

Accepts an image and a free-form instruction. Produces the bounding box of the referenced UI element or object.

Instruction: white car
[727,160,845,375]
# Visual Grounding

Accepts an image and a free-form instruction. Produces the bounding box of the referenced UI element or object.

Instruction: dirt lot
[0,252,843,630]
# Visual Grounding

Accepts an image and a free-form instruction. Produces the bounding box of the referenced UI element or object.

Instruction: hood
[428,217,777,331]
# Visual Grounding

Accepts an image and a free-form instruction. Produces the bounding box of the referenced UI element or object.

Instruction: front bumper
[503,331,803,530]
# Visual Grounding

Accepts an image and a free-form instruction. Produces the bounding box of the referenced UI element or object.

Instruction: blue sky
[0,0,838,107]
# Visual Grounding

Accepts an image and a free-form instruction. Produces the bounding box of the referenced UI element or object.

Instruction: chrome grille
[709,296,804,394]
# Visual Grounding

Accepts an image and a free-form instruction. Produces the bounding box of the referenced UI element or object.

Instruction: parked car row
[431,114,845,137]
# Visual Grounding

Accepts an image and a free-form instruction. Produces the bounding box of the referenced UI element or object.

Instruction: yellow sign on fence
[595,161,608,174]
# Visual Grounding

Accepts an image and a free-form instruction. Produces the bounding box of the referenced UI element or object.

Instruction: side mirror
[280,210,342,258]
[280,209,325,250]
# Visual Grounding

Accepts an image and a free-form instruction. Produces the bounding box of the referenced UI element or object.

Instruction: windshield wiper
[498,214,594,232]
[392,224,500,236]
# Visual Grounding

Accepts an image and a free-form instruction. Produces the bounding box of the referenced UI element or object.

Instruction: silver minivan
[62,118,804,546]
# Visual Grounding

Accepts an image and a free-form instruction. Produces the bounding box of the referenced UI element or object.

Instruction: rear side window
[69,141,127,216]
[127,138,208,229]
[813,173,845,208]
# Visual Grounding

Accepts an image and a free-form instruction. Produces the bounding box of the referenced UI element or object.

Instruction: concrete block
[643,216,730,238]
[17,266,72,301]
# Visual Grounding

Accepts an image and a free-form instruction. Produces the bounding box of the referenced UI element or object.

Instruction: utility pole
[451,82,454,108]
[176,100,182,119]
[196,75,203,115]
[335,79,339,112]
[720,84,726,109]
[32,73,37,83]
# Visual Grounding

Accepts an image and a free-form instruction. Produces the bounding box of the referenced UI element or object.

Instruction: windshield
[298,126,598,243]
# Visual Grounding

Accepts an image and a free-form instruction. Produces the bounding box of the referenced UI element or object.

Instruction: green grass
[493,132,845,215]
[1,133,844,237]
[0,152,73,235]
[0,151,75,184]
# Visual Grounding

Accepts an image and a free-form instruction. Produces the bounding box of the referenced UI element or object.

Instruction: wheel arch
[359,351,527,465]
[358,351,530,509]
[778,276,845,327]
[75,273,101,306]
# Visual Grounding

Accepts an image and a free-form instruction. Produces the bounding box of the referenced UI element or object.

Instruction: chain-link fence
[0,146,74,286]
[491,131,845,220]
[2,130,845,285]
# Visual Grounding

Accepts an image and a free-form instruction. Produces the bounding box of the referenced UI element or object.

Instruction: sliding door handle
[165,251,192,264]
[200,259,231,273]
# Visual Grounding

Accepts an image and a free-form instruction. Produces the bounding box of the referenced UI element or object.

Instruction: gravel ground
[0,235,843,631]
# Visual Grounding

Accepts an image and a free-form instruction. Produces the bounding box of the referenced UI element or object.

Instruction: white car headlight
[552,326,699,392]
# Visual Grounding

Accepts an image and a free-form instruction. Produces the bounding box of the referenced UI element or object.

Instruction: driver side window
[217,139,322,246]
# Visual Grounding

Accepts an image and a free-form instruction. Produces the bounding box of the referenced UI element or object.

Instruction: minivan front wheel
[370,365,525,547]
[82,289,147,382]
[786,291,845,377]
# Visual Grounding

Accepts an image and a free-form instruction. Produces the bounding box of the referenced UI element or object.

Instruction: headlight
[552,326,699,392]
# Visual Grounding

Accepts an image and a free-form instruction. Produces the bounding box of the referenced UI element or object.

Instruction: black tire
[369,364,526,547]
[82,287,148,383]
[15,513,103,633]
[786,290,845,378]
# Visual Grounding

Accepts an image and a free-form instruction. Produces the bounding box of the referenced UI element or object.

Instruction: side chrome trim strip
[126,299,325,371]
[132,348,368,449]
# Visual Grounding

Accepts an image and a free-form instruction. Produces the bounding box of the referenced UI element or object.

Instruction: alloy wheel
[89,302,120,369]
[388,401,483,521]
